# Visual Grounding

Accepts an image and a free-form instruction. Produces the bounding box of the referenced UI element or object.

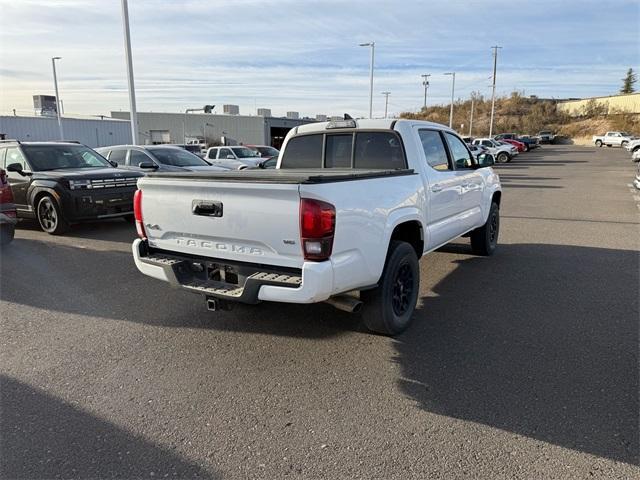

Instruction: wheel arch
[384,211,425,260]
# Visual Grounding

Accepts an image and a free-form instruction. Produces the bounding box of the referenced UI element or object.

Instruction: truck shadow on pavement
[397,243,639,465]
[0,375,217,479]
[16,218,136,244]
[0,238,354,338]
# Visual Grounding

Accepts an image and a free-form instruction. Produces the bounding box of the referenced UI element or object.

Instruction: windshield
[232,147,260,158]
[22,145,111,171]
[149,148,209,167]
[255,146,279,157]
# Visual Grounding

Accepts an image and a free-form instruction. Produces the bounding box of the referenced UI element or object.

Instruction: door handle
[192,200,223,217]
[431,185,443,193]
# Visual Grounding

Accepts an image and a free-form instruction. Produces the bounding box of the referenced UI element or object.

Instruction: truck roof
[293,118,452,135]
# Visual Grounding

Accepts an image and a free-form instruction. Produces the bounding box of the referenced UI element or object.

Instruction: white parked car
[472,138,513,163]
[592,131,637,148]
[204,146,263,169]
[131,119,502,335]
[625,138,640,154]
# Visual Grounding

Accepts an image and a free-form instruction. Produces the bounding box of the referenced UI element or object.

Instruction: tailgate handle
[192,200,223,217]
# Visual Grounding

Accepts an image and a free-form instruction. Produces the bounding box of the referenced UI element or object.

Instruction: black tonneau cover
[146,168,415,184]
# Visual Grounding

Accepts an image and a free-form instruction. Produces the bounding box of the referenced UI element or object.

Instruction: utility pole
[444,72,456,128]
[121,0,139,145]
[381,92,391,118]
[359,42,375,118]
[469,98,475,137]
[51,57,64,140]
[489,45,502,138]
[421,74,430,110]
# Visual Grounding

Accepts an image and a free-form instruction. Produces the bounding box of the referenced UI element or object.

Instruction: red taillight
[0,170,13,205]
[133,189,146,239]
[300,198,335,261]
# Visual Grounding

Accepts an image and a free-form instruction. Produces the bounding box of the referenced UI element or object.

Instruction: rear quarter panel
[300,173,424,294]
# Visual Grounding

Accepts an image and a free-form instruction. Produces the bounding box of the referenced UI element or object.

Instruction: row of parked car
[0,128,535,244]
[0,139,281,240]
[95,143,280,174]
[462,132,540,163]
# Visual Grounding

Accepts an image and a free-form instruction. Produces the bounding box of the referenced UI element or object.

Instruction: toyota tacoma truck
[132,119,502,335]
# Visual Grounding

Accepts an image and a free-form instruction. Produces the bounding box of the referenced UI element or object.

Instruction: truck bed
[146,168,415,184]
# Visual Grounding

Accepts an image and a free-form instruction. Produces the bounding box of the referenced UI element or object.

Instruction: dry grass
[400,92,640,140]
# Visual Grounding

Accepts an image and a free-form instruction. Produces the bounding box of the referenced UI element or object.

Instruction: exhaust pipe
[206,297,233,312]
[325,295,363,314]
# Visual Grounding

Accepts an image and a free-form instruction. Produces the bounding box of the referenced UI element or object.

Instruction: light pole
[421,74,430,110]
[444,72,456,128]
[120,0,139,145]
[51,57,64,140]
[359,42,375,118]
[489,45,502,137]
[381,92,391,119]
[469,97,475,137]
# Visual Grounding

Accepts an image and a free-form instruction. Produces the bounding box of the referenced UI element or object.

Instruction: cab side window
[129,150,152,167]
[5,147,28,169]
[418,130,450,171]
[219,148,233,159]
[108,149,127,165]
[445,133,475,169]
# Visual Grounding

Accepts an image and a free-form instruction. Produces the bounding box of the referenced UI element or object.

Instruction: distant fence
[556,93,640,117]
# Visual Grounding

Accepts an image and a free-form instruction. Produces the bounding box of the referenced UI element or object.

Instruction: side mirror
[109,160,118,167]
[6,162,30,176]
[477,153,495,167]
[139,162,158,169]
[6,162,23,173]
[226,155,235,160]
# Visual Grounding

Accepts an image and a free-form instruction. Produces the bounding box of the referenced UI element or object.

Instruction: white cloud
[0,0,637,118]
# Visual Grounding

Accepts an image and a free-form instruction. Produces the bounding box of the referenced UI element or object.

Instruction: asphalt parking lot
[1,145,638,479]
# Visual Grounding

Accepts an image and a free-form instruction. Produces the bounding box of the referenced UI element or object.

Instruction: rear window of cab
[280,131,406,169]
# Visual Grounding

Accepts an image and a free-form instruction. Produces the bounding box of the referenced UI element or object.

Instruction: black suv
[0,140,143,234]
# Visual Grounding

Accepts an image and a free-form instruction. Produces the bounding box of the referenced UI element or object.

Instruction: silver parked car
[96,145,229,173]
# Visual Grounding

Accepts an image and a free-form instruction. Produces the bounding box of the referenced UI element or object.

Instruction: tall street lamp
[120,0,139,145]
[359,42,375,118]
[51,57,64,140]
[444,72,456,128]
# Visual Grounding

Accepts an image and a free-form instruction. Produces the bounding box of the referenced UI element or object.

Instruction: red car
[501,138,526,152]
[0,168,17,246]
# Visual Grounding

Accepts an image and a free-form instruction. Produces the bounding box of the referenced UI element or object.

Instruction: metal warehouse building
[556,93,640,116]
[110,111,316,148]
[0,115,132,147]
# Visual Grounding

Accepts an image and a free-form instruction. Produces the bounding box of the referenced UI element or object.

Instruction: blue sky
[0,0,638,118]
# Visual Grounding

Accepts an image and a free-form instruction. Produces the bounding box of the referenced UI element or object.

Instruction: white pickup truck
[132,119,502,335]
[592,131,637,148]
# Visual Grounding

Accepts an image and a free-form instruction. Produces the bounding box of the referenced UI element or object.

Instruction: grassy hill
[400,91,640,143]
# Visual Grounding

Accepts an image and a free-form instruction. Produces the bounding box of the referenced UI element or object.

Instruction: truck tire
[497,152,509,163]
[36,195,69,235]
[621,141,628,148]
[470,202,499,256]
[595,140,602,147]
[360,241,420,336]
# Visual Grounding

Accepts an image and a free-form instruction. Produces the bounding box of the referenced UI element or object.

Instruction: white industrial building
[0,115,132,147]
[111,111,315,148]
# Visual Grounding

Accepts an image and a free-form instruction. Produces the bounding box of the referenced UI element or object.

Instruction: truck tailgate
[138,177,304,268]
